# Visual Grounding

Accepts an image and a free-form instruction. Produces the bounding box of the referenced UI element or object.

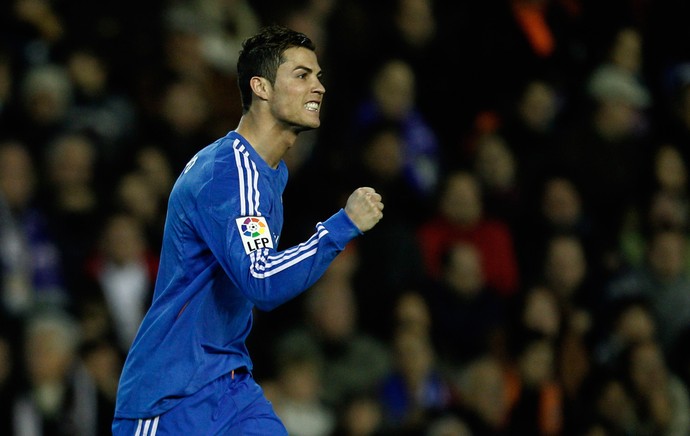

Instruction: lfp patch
[236,216,274,254]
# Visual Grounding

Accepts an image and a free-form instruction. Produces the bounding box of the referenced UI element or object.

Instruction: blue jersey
[114,131,361,418]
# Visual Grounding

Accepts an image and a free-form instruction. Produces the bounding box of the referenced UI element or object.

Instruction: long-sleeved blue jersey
[114,131,361,418]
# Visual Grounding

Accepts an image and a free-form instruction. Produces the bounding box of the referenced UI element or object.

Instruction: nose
[314,78,326,95]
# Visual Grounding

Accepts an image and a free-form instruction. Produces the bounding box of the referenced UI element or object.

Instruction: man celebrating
[112,24,383,435]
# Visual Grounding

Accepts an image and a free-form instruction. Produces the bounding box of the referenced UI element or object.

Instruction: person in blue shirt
[112,24,384,435]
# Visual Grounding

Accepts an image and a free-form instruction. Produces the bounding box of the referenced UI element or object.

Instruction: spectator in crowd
[648,144,689,213]
[79,338,123,436]
[14,64,74,162]
[515,285,563,342]
[13,309,98,436]
[621,339,690,435]
[352,120,431,225]
[74,285,119,349]
[578,368,640,436]
[392,290,432,340]
[379,329,452,434]
[40,132,103,292]
[131,145,175,206]
[592,296,658,370]
[539,234,604,340]
[330,391,385,436]
[83,213,158,353]
[606,228,690,355]
[417,169,520,298]
[385,0,437,62]
[471,131,524,232]
[112,171,165,251]
[453,354,512,435]
[267,335,336,436]
[499,77,564,198]
[0,139,67,317]
[425,242,507,367]
[540,235,598,404]
[116,146,174,251]
[504,329,563,436]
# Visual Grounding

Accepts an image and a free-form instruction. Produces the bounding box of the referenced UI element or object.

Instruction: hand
[344,187,384,232]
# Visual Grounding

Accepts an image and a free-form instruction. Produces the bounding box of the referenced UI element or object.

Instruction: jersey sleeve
[196,179,361,311]
[218,209,359,311]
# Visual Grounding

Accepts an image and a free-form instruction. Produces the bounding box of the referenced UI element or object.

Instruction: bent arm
[204,206,361,311]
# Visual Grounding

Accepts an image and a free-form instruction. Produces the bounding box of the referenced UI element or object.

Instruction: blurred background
[1,0,690,434]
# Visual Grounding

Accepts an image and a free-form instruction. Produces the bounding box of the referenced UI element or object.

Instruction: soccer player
[112,25,384,435]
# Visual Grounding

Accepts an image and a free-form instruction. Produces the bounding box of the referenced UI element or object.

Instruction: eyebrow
[293,65,323,78]
[294,65,312,73]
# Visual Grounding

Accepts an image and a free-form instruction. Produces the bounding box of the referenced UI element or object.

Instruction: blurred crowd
[2,0,690,435]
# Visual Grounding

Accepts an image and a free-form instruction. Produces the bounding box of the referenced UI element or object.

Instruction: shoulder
[175,137,243,192]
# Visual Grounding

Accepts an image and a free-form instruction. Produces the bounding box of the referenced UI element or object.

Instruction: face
[26,327,75,384]
[441,172,482,224]
[373,59,414,119]
[468,358,508,427]
[630,341,667,395]
[655,145,687,192]
[363,129,404,179]
[523,287,561,338]
[520,80,557,131]
[519,339,554,387]
[268,47,325,132]
[617,305,655,343]
[395,292,431,335]
[610,27,641,74]
[0,144,35,210]
[310,283,356,339]
[50,135,95,186]
[545,236,586,296]
[648,231,686,279]
[543,177,581,226]
[446,243,484,295]
[475,134,515,189]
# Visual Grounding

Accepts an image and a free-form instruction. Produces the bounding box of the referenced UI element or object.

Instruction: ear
[250,76,271,102]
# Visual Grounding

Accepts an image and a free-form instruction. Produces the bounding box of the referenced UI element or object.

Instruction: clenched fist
[344,187,384,232]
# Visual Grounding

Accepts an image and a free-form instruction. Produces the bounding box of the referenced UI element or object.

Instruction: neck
[236,113,299,169]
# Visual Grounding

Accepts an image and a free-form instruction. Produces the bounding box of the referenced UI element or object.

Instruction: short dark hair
[237,25,316,113]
